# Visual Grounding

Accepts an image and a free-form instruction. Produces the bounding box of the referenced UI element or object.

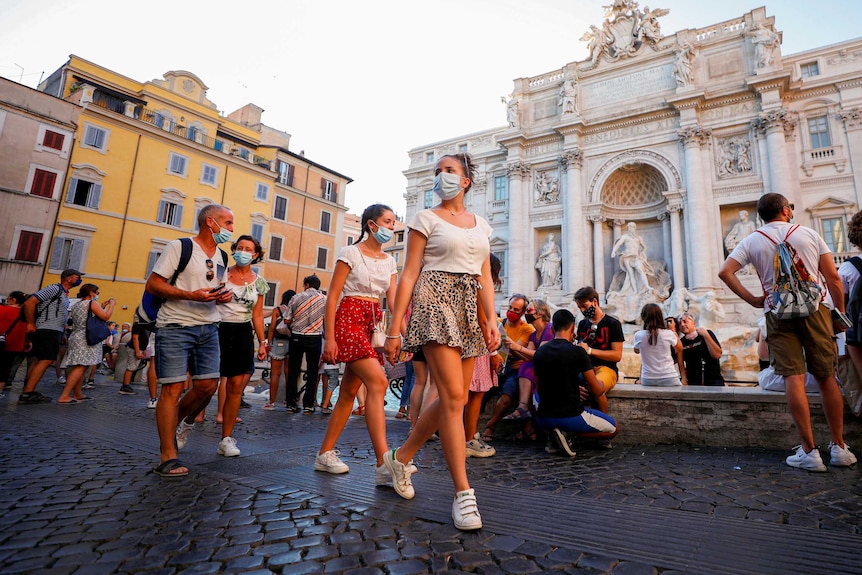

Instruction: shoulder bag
[85,301,112,346]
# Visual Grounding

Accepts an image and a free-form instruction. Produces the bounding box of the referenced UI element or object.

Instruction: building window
[277,161,294,186]
[157,200,184,227]
[251,223,264,243]
[492,250,507,291]
[807,116,831,149]
[49,236,85,271]
[201,164,218,186]
[393,252,400,264]
[396,231,405,243]
[264,282,278,307]
[269,236,283,261]
[30,168,58,198]
[426,151,434,163]
[424,190,434,209]
[321,179,338,203]
[65,177,102,208]
[256,182,270,202]
[494,176,508,201]
[346,236,354,245]
[273,196,288,221]
[81,124,108,151]
[168,152,188,177]
[459,143,468,153]
[822,217,846,253]
[14,230,44,262]
[42,130,65,150]
[320,211,332,233]
[316,246,328,269]
[801,62,820,78]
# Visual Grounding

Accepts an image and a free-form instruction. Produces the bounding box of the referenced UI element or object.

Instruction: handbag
[837,355,862,418]
[85,301,112,346]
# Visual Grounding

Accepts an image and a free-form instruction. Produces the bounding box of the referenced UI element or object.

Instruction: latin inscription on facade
[707,52,743,78]
[583,117,676,145]
[582,64,675,108]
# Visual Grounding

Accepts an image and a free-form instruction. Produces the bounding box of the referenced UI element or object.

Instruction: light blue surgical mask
[233,251,253,266]
[432,172,463,200]
[370,221,393,244]
[210,221,232,244]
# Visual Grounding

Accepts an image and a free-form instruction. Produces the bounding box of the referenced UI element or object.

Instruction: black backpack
[846,256,862,333]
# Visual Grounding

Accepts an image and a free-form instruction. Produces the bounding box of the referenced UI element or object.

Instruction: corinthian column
[839,107,862,208]
[668,203,685,290]
[752,109,799,199]
[678,125,717,290]
[590,214,606,295]
[560,149,584,293]
[506,161,531,295]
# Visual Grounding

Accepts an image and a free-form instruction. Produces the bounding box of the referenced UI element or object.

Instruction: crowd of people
[2,179,860,529]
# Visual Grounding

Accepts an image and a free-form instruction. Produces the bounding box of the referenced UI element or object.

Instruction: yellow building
[37,55,350,321]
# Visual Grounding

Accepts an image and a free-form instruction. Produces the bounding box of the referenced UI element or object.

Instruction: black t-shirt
[576,314,625,373]
[128,322,150,352]
[680,330,724,385]
[534,338,594,418]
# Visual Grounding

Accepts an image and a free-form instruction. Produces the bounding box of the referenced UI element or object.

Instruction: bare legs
[157,377,218,465]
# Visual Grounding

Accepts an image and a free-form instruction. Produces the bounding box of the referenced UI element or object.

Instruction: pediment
[806,196,856,212]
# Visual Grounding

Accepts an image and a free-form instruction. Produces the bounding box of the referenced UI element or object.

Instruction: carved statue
[746,22,780,68]
[716,137,753,177]
[559,79,578,115]
[724,210,757,253]
[535,234,563,288]
[638,5,669,44]
[536,172,560,203]
[502,95,520,128]
[664,288,690,320]
[611,222,654,296]
[673,43,695,87]
[689,291,726,330]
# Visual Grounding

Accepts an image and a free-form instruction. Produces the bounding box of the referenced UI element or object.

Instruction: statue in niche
[746,22,780,68]
[535,172,560,203]
[605,222,672,323]
[673,43,695,87]
[502,95,520,128]
[559,79,578,115]
[724,210,757,254]
[716,137,753,177]
[535,234,563,289]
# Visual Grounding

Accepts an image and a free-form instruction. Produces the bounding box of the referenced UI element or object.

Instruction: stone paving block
[252,542,293,557]
[73,562,123,575]
[225,553,266,571]
[167,549,215,566]
[340,540,377,555]
[291,534,326,549]
[230,530,266,545]
[303,544,340,561]
[400,544,433,560]
[266,549,305,568]
[2,556,57,574]
[486,535,525,552]
[212,543,252,561]
[609,560,659,575]
[512,540,554,557]
[174,562,222,575]
[318,554,361,572]
[278,558,327,573]
[301,523,333,537]
[330,530,363,544]
[451,550,497,570]
[264,526,300,542]
[577,552,619,572]
[498,557,544,573]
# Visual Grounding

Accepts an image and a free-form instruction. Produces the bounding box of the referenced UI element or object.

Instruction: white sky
[1,1,859,218]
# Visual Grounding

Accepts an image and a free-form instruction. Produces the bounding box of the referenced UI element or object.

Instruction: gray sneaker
[551,428,577,458]
[119,385,137,395]
[466,433,496,458]
[829,442,857,467]
[217,436,241,457]
[176,420,195,451]
[785,445,827,472]
[315,450,349,474]
[383,449,415,500]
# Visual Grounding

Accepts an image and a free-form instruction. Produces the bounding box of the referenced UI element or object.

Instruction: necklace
[446,205,467,216]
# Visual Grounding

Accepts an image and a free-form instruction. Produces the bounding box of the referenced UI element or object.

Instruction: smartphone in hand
[832,309,853,330]
[209,283,226,294]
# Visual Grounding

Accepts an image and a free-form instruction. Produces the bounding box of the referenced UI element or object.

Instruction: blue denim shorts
[270,336,289,361]
[155,323,220,384]
[499,368,520,399]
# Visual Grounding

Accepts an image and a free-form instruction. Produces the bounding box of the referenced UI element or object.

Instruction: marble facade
[402,4,862,341]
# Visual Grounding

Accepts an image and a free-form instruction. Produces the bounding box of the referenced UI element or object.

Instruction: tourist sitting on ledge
[533,309,619,458]
[634,303,686,387]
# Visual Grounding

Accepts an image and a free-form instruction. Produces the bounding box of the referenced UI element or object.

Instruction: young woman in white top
[384,153,501,531]
[315,204,398,477]
[633,303,686,387]
[212,235,269,457]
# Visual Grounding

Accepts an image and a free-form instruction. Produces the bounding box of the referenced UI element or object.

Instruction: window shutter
[288,164,294,186]
[173,205,184,227]
[157,200,166,223]
[70,239,85,269]
[15,231,43,261]
[332,183,338,203]
[49,236,65,269]
[65,178,78,204]
[87,184,102,208]
[145,251,159,278]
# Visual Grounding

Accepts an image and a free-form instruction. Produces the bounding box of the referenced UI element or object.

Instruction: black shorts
[218,322,254,378]
[29,330,61,361]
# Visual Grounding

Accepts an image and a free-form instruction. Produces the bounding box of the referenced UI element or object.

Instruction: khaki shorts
[766,305,837,379]
[594,365,618,394]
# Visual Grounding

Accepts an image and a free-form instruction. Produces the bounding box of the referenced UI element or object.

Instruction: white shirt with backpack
[152,239,226,327]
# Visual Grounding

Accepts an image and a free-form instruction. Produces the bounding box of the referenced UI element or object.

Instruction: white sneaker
[315,450,349,474]
[376,462,418,485]
[551,428,577,458]
[176,420,195,451]
[217,436,241,457]
[58,376,66,384]
[785,445,827,472]
[383,449,415,500]
[829,442,858,467]
[452,488,482,530]
[466,433,496,458]
[147,397,158,409]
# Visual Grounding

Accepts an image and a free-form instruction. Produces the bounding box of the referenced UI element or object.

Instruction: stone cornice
[581,110,677,135]
[697,94,758,110]
[799,174,854,189]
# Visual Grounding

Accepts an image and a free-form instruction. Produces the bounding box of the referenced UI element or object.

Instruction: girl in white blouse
[384,153,500,531]
[315,204,398,478]
[634,303,686,387]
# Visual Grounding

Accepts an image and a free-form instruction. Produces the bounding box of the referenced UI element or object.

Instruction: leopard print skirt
[404,270,487,359]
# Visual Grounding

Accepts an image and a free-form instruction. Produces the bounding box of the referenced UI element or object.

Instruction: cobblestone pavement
[1,372,861,574]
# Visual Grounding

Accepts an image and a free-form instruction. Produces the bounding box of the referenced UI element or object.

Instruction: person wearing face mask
[383,153,501,531]
[678,313,724,386]
[56,283,117,404]
[146,204,234,478]
[573,286,624,415]
[314,204,398,479]
[18,269,85,404]
[196,235,269,457]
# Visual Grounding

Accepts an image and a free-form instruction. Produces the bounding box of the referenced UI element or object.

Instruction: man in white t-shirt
[718,193,856,471]
[145,204,234,478]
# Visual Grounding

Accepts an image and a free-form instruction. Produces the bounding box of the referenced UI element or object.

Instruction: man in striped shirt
[283,274,326,413]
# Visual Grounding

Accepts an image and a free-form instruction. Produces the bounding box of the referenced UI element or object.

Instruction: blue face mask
[370,221,393,244]
[233,251,253,266]
[70,278,83,288]
[432,172,463,200]
[210,220,232,244]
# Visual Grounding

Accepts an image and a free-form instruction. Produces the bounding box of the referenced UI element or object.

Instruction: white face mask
[432,172,462,200]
